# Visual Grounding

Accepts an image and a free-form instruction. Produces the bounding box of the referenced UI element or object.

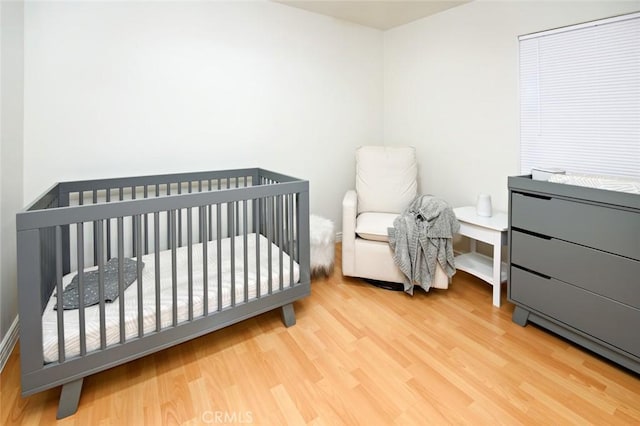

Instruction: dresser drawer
[511,230,640,308]
[511,192,640,259]
[510,266,640,357]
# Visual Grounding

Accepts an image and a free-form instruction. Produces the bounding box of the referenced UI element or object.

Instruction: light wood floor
[2,244,639,425]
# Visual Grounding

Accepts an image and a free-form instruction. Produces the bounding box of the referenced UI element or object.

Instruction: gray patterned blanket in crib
[56,258,142,310]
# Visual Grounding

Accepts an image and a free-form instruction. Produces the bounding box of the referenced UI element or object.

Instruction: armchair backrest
[356,145,418,214]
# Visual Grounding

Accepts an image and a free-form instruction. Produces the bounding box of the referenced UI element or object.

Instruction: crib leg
[280,303,296,327]
[57,378,84,419]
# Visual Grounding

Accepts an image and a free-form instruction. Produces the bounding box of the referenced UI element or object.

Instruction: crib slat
[295,195,299,275]
[187,208,193,321]
[154,212,161,332]
[284,195,289,285]
[255,199,261,298]
[197,182,202,244]
[131,187,137,260]
[201,206,208,316]
[208,203,213,241]
[136,215,144,337]
[267,197,273,295]
[288,194,294,287]
[230,202,235,307]
[118,217,125,343]
[277,194,284,291]
[144,185,149,255]
[93,190,98,265]
[217,204,222,312]
[77,223,87,356]
[55,225,66,363]
[106,189,112,260]
[235,187,240,232]
[243,200,248,303]
[171,210,178,326]
[177,183,183,248]
[96,221,107,350]
[166,185,171,248]
[208,180,213,241]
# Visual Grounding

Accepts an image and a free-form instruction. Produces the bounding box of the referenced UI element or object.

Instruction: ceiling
[276,1,472,30]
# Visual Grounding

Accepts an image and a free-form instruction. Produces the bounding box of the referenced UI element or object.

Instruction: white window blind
[519,12,640,178]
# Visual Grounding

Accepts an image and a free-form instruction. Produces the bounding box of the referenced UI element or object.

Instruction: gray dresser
[508,175,640,374]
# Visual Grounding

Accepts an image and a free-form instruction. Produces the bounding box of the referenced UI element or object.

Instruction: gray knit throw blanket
[388,195,459,295]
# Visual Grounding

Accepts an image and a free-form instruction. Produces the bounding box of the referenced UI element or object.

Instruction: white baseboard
[0,316,19,374]
[335,232,342,242]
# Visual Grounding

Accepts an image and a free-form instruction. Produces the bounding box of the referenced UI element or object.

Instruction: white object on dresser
[453,206,508,307]
[531,167,566,181]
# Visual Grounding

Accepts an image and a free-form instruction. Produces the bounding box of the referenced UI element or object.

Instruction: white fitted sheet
[42,233,299,363]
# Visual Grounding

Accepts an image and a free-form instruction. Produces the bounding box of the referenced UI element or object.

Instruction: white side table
[453,206,508,307]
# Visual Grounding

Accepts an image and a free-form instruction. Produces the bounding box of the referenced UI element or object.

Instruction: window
[519,12,640,178]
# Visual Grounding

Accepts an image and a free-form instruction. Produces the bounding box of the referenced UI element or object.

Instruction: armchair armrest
[342,189,357,276]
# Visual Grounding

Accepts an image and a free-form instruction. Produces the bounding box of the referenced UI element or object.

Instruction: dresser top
[508,175,640,211]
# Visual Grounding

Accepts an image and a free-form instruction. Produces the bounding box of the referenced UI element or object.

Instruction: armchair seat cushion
[355,212,398,242]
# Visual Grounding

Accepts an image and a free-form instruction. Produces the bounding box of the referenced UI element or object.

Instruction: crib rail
[16,168,310,399]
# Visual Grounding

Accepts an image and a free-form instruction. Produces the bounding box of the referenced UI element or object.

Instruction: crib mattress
[42,233,299,363]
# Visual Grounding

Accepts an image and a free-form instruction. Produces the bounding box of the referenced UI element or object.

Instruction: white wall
[24,1,383,222]
[384,0,640,212]
[0,0,24,360]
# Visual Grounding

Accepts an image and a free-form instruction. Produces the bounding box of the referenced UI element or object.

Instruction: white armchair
[342,145,448,289]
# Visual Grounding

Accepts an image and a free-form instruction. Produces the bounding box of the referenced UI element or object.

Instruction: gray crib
[16,168,310,419]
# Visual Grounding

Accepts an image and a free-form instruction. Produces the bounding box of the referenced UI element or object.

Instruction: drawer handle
[513,228,552,240]
[513,265,551,280]
[514,192,552,201]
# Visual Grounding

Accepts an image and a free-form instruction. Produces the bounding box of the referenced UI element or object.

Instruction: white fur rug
[310,214,335,276]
